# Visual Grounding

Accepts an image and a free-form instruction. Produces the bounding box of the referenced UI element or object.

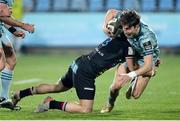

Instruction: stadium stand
[71,0,87,11]
[53,0,68,11]
[123,0,140,10]
[23,0,34,12]
[141,0,156,12]
[36,0,50,11]
[159,0,174,11]
[106,0,122,10]
[23,0,180,12]
[89,0,104,11]
[177,0,180,11]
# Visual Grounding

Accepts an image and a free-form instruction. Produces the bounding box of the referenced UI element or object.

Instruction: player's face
[122,25,139,39]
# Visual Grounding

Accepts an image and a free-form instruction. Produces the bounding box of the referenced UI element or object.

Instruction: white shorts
[0,29,12,48]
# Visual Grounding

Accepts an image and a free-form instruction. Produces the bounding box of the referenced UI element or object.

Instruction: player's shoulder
[139,22,157,41]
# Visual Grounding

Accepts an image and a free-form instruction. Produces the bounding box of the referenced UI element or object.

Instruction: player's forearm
[126,57,136,71]
[4,23,17,34]
[0,16,24,27]
[4,23,11,29]
[127,55,153,78]
[135,63,152,76]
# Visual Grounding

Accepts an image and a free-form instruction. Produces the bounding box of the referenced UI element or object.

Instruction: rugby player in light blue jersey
[0,0,34,110]
[101,9,160,113]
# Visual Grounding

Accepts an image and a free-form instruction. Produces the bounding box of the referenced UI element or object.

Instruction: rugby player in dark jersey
[11,9,135,113]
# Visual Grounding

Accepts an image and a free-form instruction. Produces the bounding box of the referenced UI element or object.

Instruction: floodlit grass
[0,53,180,120]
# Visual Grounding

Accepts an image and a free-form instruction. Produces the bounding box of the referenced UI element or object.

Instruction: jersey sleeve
[125,43,135,58]
[140,35,154,56]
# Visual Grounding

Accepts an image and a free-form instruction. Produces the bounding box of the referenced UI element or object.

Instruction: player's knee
[111,83,121,91]
[54,84,62,92]
[0,63,5,71]
[9,58,17,69]
[10,60,16,69]
[81,107,92,113]
[132,92,141,99]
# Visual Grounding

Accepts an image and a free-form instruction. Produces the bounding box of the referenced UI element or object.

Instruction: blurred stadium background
[0,0,180,120]
[10,0,180,54]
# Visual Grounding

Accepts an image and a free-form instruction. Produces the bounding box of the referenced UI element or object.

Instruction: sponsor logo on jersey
[143,41,152,50]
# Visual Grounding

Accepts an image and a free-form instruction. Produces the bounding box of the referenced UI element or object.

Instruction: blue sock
[0,68,13,100]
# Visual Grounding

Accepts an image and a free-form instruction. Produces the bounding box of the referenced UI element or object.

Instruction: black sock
[49,100,67,111]
[109,89,119,106]
[19,87,33,99]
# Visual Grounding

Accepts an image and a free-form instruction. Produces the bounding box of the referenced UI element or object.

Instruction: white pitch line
[13,78,41,85]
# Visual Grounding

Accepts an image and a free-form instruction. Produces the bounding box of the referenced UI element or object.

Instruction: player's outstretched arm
[4,24,25,38]
[0,16,35,33]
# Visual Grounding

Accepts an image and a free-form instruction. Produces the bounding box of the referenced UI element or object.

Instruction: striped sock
[49,100,67,111]
[0,68,13,100]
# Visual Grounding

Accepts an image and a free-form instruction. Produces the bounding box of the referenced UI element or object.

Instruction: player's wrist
[8,26,17,34]
[127,71,137,79]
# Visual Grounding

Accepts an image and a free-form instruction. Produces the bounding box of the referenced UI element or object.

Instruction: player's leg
[12,81,70,106]
[36,97,94,113]
[1,42,16,100]
[36,68,95,113]
[65,99,93,113]
[101,63,127,113]
[0,33,17,109]
[12,66,74,106]
[126,60,159,99]
[0,46,6,103]
[0,39,16,109]
[0,48,5,71]
[131,76,150,99]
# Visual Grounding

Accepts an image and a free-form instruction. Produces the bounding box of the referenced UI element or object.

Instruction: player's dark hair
[120,10,140,27]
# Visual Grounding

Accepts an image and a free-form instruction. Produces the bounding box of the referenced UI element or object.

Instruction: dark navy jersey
[84,34,132,76]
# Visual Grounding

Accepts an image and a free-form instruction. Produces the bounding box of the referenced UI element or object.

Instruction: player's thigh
[112,63,128,88]
[132,76,150,99]
[79,99,94,113]
[2,37,16,59]
[0,47,6,69]
[57,80,71,92]
[74,75,95,100]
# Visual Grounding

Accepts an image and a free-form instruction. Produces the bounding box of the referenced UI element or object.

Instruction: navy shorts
[61,56,96,100]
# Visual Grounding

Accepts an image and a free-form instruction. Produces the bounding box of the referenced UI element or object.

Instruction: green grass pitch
[0,53,180,120]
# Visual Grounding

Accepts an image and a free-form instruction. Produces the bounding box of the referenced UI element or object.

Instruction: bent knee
[0,65,5,71]
[111,78,124,90]
[81,108,92,113]
[111,83,121,91]
[132,92,141,99]
[9,61,16,69]
[7,59,17,69]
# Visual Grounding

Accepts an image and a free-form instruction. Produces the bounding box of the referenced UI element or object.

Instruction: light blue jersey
[0,21,4,38]
[127,22,160,65]
[0,0,8,37]
[0,0,12,46]
[0,0,12,6]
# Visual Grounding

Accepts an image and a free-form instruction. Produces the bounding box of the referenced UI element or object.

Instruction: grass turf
[0,53,180,120]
